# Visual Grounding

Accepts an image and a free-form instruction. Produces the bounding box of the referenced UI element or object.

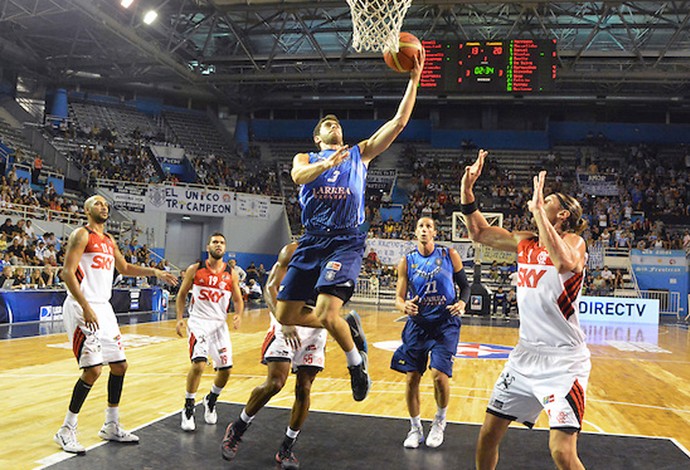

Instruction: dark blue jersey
[406,246,456,323]
[298,145,367,233]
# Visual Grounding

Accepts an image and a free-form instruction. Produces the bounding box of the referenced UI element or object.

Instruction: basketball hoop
[346,0,413,53]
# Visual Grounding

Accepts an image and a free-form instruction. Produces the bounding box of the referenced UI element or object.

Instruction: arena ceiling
[3,0,690,109]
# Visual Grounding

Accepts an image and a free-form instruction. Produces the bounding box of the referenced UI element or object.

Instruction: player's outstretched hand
[410,47,426,82]
[232,313,241,330]
[404,295,420,316]
[447,300,466,317]
[461,149,488,191]
[155,269,179,286]
[325,145,349,169]
[175,319,186,337]
[281,325,302,350]
[528,170,547,214]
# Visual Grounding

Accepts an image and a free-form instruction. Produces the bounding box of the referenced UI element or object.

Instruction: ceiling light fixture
[143,10,158,24]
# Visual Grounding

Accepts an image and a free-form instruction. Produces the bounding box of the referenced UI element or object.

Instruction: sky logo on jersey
[517,267,547,288]
[91,255,114,270]
[374,340,513,360]
[198,288,225,302]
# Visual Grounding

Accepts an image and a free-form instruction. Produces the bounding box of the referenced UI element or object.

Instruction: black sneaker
[348,351,371,401]
[221,424,243,461]
[345,310,368,353]
[275,448,300,469]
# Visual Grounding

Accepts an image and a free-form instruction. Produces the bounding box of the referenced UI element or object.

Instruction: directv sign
[578,296,659,325]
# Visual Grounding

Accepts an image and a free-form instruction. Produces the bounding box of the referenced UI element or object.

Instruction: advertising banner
[576,172,619,196]
[236,193,270,219]
[146,185,234,215]
[578,295,659,325]
[631,249,688,316]
[112,184,146,213]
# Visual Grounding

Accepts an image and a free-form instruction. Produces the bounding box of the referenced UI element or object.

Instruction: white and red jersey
[71,226,115,303]
[516,237,587,349]
[188,261,234,321]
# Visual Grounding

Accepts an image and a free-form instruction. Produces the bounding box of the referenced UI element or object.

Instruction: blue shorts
[277,230,366,303]
[390,316,461,378]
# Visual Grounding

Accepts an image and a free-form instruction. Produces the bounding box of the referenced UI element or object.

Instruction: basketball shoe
[345,310,368,353]
[275,446,300,469]
[98,422,140,443]
[203,394,217,425]
[348,350,371,401]
[54,425,85,454]
[221,423,244,461]
[403,426,424,449]
[181,406,195,432]
[426,418,446,448]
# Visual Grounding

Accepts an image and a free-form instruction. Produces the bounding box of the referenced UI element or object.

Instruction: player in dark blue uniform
[392,217,471,449]
[273,52,425,404]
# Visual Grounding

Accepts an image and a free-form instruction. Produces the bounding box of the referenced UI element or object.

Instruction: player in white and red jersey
[222,242,330,468]
[55,195,178,454]
[461,150,590,470]
[175,232,244,432]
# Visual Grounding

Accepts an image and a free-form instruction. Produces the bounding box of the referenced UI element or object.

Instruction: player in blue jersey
[392,217,471,449]
[274,52,425,403]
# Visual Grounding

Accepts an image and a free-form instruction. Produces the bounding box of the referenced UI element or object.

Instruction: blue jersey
[299,145,367,233]
[406,246,457,323]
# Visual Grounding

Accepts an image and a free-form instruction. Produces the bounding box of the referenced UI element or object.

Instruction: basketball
[383,32,422,73]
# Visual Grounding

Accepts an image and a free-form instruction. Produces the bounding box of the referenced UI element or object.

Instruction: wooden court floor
[1,304,689,469]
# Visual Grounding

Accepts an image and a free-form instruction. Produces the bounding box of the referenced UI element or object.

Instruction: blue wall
[253,119,432,142]
[253,118,690,149]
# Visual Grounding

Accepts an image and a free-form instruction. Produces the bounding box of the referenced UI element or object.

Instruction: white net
[346,0,413,53]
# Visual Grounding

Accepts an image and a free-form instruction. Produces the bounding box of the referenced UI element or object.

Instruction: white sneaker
[180,408,195,432]
[98,422,140,442]
[54,425,85,454]
[203,395,217,425]
[403,426,424,449]
[425,418,446,448]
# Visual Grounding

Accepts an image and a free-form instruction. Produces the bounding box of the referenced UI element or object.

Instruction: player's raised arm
[528,171,587,273]
[460,149,534,252]
[175,263,199,337]
[359,50,425,164]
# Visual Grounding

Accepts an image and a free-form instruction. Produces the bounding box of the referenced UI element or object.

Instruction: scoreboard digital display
[421,39,557,93]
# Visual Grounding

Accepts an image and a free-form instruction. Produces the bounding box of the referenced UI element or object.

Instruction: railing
[0,202,87,224]
[0,202,132,240]
[639,290,681,318]
[13,161,64,180]
[351,277,395,305]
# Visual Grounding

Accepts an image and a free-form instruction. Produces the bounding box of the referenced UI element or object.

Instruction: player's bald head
[84,195,107,212]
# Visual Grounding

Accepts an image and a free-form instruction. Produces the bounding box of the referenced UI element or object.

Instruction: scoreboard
[420,39,557,93]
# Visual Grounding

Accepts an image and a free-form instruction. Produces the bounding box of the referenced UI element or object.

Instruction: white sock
[210,384,223,396]
[286,427,300,439]
[185,392,196,400]
[435,406,447,421]
[240,408,255,424]
[345,347,362,367]
[106,406,119,424]
[63,411,78,428]
[410,415,422,429]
